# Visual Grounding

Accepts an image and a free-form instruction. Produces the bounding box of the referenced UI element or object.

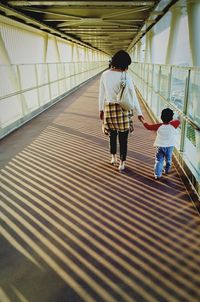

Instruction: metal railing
[0,61,107,138]
[129,62,200,196]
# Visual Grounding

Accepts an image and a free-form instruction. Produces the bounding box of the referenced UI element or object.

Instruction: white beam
[18,7,82,19]
[61,29,138,32]
[102,7,151,19]
[8,1,155,7]
[103,19,144,22]
[187,0,200,66]
[165,6,181,64]
[72,26,139,29]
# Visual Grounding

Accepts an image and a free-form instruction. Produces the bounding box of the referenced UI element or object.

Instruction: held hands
[138,115,144,123]
[100,110,104,120]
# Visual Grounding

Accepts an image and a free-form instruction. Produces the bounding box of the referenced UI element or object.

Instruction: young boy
[141,108,180,179]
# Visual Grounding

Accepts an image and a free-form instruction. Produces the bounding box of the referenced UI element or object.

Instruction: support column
[187,1,200,170]
[71,43,75,61]
[131,47,136,62]
[54,37,61,94]
[136,40,142,62]
[145,30,153,64]
[144,32,149,63]
[187,0,200,66]
[165,6,182,64]
[43,33,49,63]
[43,34,52,99]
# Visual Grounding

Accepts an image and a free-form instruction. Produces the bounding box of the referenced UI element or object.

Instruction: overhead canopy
[1,0,177,55]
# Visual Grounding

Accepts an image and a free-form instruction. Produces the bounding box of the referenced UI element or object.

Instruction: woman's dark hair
[161,108,174,123]
[111,50,132,70]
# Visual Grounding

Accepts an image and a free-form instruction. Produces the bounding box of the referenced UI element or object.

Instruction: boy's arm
[142,121,162,131]
[170,120,180,128]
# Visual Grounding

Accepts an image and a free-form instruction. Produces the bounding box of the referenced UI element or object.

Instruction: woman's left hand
[138,115,144,122]
[100,111,104,120]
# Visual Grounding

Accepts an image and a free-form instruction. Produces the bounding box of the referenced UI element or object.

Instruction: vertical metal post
[146,64,149,102]
[16,65,26,116]
[47,63,52,100]
[34,64,40,107]
[167,66,172,102]
[56,63,61,95]
[157,65,161,93]
[142,63,145,96]
[149,63,154,106]
[180,69,191,152]
[156,65,162,116]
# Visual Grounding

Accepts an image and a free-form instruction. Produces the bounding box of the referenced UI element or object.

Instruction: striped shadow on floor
[1,78,200,302]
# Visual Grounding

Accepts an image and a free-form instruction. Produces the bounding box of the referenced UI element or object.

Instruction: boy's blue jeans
[154,146,174,177]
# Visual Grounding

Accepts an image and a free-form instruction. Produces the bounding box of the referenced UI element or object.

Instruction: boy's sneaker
[163,169,169,175]
[154,175,161,180]
[163,165,170,175]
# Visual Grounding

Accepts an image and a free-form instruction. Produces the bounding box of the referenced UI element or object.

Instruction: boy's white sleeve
[99,75,106,111]
[127,74,143,116]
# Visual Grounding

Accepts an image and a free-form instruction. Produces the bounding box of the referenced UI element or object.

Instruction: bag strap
[121,71,127,82]
[118,72,126,99]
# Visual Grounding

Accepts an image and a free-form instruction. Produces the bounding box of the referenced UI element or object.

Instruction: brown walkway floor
[1,76,200,302]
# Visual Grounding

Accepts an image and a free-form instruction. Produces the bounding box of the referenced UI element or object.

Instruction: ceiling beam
[83,40,131,43]
[57,20,84,27]
[8,1,155,7]
[58,26,139,30]
[57,18,142,29]
[16,7,82,19]
[62,29,138,32]
[44,18,144,22]
[102,7,151,19]
[103,19,144,22]
[57,19,102,27]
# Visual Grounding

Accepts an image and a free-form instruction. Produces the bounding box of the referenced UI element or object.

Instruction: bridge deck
[1,76,200,302]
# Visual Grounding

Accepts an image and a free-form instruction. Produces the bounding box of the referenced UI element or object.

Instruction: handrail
[0,63,106,101]
[0,61,106,67]
[133,62,200,71]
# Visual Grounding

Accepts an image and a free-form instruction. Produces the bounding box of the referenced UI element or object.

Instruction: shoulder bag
[116,72,134,111]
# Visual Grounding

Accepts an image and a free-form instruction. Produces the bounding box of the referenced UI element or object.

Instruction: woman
[99,50,144,172]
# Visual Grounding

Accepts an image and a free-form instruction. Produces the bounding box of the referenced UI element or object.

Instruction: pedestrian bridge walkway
[1,76,200,302]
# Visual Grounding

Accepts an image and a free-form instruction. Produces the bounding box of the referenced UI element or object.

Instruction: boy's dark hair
[161,108,174,123]
[111,50,132,70]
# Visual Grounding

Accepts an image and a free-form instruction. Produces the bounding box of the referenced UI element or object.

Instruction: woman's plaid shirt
[104,103,133,132]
